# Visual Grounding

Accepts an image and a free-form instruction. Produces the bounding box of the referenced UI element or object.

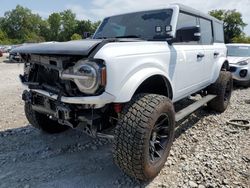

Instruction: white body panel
[94,41,227,103]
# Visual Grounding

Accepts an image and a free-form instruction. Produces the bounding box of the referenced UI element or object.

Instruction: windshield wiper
[115,35,143,39]
[95,35,144,40]
[95,37,107,39]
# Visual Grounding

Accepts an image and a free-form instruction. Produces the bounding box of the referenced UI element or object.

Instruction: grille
[37,65,60,86]
[28,61,88,97]
[230,66,237,72]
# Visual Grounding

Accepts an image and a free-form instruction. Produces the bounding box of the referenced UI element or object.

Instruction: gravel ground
[0,57,249,188]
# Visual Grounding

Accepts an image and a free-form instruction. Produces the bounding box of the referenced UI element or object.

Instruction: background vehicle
[9,46,22,62]
[9,52,21,62]
[0,47,3,57]
[13,4,232,181]
[1,45,12,53]
[9,44,29,63]
[227,43,250,86]
[9,42,56,63]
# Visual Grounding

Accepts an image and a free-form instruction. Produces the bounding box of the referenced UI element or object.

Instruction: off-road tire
[113,94,175,181]
[24,103,69,134]
[207,71,233,112]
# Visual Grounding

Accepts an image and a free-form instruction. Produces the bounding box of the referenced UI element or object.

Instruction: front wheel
[113,94,175,181]
[207,71,233,112]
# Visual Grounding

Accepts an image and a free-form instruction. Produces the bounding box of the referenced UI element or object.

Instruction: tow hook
[55,106,71,120]
[77,114,102,138]
[55,105,73,127]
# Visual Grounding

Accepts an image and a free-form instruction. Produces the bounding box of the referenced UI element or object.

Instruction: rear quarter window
[213,21,224,43]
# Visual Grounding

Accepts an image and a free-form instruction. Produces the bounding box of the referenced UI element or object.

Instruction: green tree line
[0,5,100,44]
[0,5,249,44]
[209,9,249,43]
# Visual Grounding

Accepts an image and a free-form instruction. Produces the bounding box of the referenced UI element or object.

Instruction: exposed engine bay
[21,54,106,96]
[20,54,114,137]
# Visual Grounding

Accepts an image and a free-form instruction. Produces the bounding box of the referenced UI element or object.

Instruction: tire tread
[113,94,175,180]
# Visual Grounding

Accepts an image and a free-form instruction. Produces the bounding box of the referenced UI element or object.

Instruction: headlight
[61,59,106,94]
[74,63,98,92]
[237,60,249,66]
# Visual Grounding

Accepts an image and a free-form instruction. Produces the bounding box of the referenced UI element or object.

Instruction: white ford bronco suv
[14,4,232,181]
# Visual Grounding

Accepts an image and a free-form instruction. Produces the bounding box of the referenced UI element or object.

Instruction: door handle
[214,52,220,56]
[197,53,205,58]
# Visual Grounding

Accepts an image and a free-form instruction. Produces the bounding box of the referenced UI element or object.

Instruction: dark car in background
[9,48,22,62]
[0,46,12,53]
[9,43,45,63]
[9,44,29,63]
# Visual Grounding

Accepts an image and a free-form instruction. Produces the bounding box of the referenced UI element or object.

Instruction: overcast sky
[1,0,250,35]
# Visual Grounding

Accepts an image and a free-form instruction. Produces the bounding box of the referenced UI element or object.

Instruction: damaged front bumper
[20,74,116,137]
[22,89,113,137]
[27,89,115,108]
[20,75,115,109]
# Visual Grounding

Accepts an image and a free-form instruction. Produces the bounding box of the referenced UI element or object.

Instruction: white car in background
[227,44,250,86]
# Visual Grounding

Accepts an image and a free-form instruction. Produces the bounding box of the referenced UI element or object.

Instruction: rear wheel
[113,94,175,181]
[24,103,69,134]
[207,71,233,112]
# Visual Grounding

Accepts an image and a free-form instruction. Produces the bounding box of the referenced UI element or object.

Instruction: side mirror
[176,26,201,42]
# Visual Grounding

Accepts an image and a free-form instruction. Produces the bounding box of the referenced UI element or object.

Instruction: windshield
[227,45,250,57]
[93,9,173,40]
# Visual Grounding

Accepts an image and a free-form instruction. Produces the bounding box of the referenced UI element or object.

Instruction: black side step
[175,95,216,122]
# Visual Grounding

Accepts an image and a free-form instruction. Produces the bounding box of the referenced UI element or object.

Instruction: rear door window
[199,18,213,45]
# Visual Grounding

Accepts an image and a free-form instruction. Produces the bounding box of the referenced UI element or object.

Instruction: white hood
[227,56,250,64]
